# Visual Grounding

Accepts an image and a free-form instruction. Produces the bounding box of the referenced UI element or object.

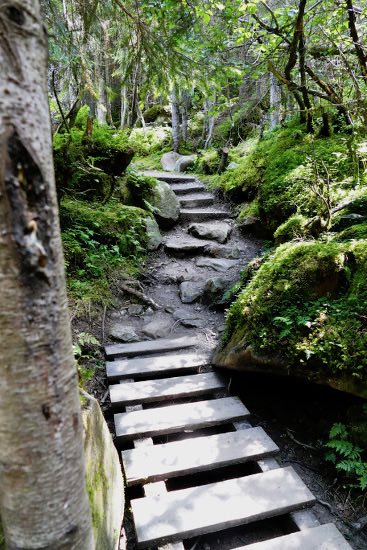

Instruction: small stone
[128,304,144,316]
[206,245,242,259]
[165,306,175,314]
[142,319,172,339]
[145,217,163,250]
[109,324,139,343]
[196,257,239,272]
[144,307,154,316]
[179,281,205,304]
[188,222,232,244]
[227,161,239,170]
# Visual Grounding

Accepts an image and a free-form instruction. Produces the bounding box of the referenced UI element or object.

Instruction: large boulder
[145,216,163,250]
[151,180,180,229]
[188,222,232,244]
[82,392,124,550]
[213,240,367,399]
[161,151,196,173]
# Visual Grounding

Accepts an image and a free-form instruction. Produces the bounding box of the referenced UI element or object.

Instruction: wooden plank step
[110,372,225,407]
[180,209,230,222]
[122,426,279,486]
[105,336,198,359]
[232,524,352,550]
[114,396,249,441]
[131,466,316,548]
[171,183,205,195]
[106,352,210,382]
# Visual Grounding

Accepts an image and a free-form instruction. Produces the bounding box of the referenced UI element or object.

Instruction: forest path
[104,173,352,549]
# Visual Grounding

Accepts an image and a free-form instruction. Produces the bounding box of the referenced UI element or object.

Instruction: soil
[77,181,367,550]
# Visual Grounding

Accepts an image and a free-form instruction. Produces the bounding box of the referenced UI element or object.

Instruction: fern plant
[325,423,367,490]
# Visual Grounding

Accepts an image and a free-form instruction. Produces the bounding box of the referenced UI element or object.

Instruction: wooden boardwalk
[106,335,352,549]
[106,173,352,549]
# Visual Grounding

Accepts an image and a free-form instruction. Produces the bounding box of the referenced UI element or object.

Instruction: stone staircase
[105,172,353,550]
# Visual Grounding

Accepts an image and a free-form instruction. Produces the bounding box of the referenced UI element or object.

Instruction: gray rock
[109,324,139,342]
[179,281,205,303]
[172,308,204,328]
[203,277,229,305]
[227,162,240,170]
[239,216,264,236]
[151,180,180,229]
[160,151,197,173]
[206,245,242,259]
[175,154,196,172]
[188,222,232,244]
[161,151,180,171]
[196,257,240,272]
[145,216,162,250]
[128,304,144,316]
[165,238,209,256]
[142,318,172,339]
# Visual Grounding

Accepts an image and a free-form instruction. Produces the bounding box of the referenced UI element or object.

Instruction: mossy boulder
[149,180,180,229]
[214,240,367,398]
[82,392,124,550]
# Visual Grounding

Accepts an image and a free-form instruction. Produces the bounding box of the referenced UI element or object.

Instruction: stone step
[179,194,214,208]
[188,222,232,244]
[105,336,198,359]
[164,237,211,256]
[122,426,279,486]
[180,209,231,222]
[106,352,211,382]
[196,257,240,272]
[142,170,196,183]
[171,183,206,195]
[131,466,316,548]
[114,396,249,441]
[110,372,225,407]
[233,524,352,550]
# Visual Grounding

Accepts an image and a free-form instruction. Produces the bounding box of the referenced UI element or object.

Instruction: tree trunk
[0,2,94,549]
[269,73,281,130]
[120,84,129,128]
[171,84,180,153]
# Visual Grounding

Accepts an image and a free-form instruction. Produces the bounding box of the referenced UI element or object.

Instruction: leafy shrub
[122,170,157,210]
[128,127,171,156]
[325,422,367,490]
[274,214,309,244]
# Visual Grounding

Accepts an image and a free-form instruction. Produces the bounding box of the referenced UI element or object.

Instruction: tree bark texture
[171,84,180,153]
[0,2,94,548]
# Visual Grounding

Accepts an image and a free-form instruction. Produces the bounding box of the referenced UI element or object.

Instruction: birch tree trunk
[0,1,94,548]
[269,73,281,130]
[171,84,180,153]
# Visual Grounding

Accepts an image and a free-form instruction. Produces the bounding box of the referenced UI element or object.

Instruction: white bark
[120,84,129,128]
[269,73,281,130]
[0,2,94,548]
[171,85,180,153]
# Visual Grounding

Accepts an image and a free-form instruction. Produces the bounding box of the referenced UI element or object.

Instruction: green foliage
[196,149,221,174]
[74,105,90,129]
[122,170,157,211]
[143,105,169,123]
[337,222,367,241]
[325,423,367,490]
[73,332,102,388]
[215,124,360,231]
[60,198,148,302]
[128,127,171,156]
[274,214,309,244]
[224,240,367,386]
[53,123,132,200]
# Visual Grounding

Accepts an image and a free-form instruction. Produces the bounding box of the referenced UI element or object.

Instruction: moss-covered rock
[214,240,367,398]
[274,214,309,244]
[82,392,124,550]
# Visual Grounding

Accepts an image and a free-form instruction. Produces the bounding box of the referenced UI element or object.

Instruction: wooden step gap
[152,423,237,445]
[181,515,296,550]
[140,392,226,410]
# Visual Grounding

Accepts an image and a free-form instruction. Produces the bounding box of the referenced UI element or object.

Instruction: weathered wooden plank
[106,352,210,381]
[122,426,279,486]
[110,372,225,407]
[232,524,352,550]
[131,466,316,548]
[105,336,199,359]
[114,396,249,441]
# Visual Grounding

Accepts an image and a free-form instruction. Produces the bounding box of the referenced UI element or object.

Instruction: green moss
[274,214,309,244]
[224,240,367,387]
[214,123,360,231]
[143,105,169,123]
[60,199,148,302]
[128,127,171,156]
[337,221,367,241]
[196,149,221,174]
